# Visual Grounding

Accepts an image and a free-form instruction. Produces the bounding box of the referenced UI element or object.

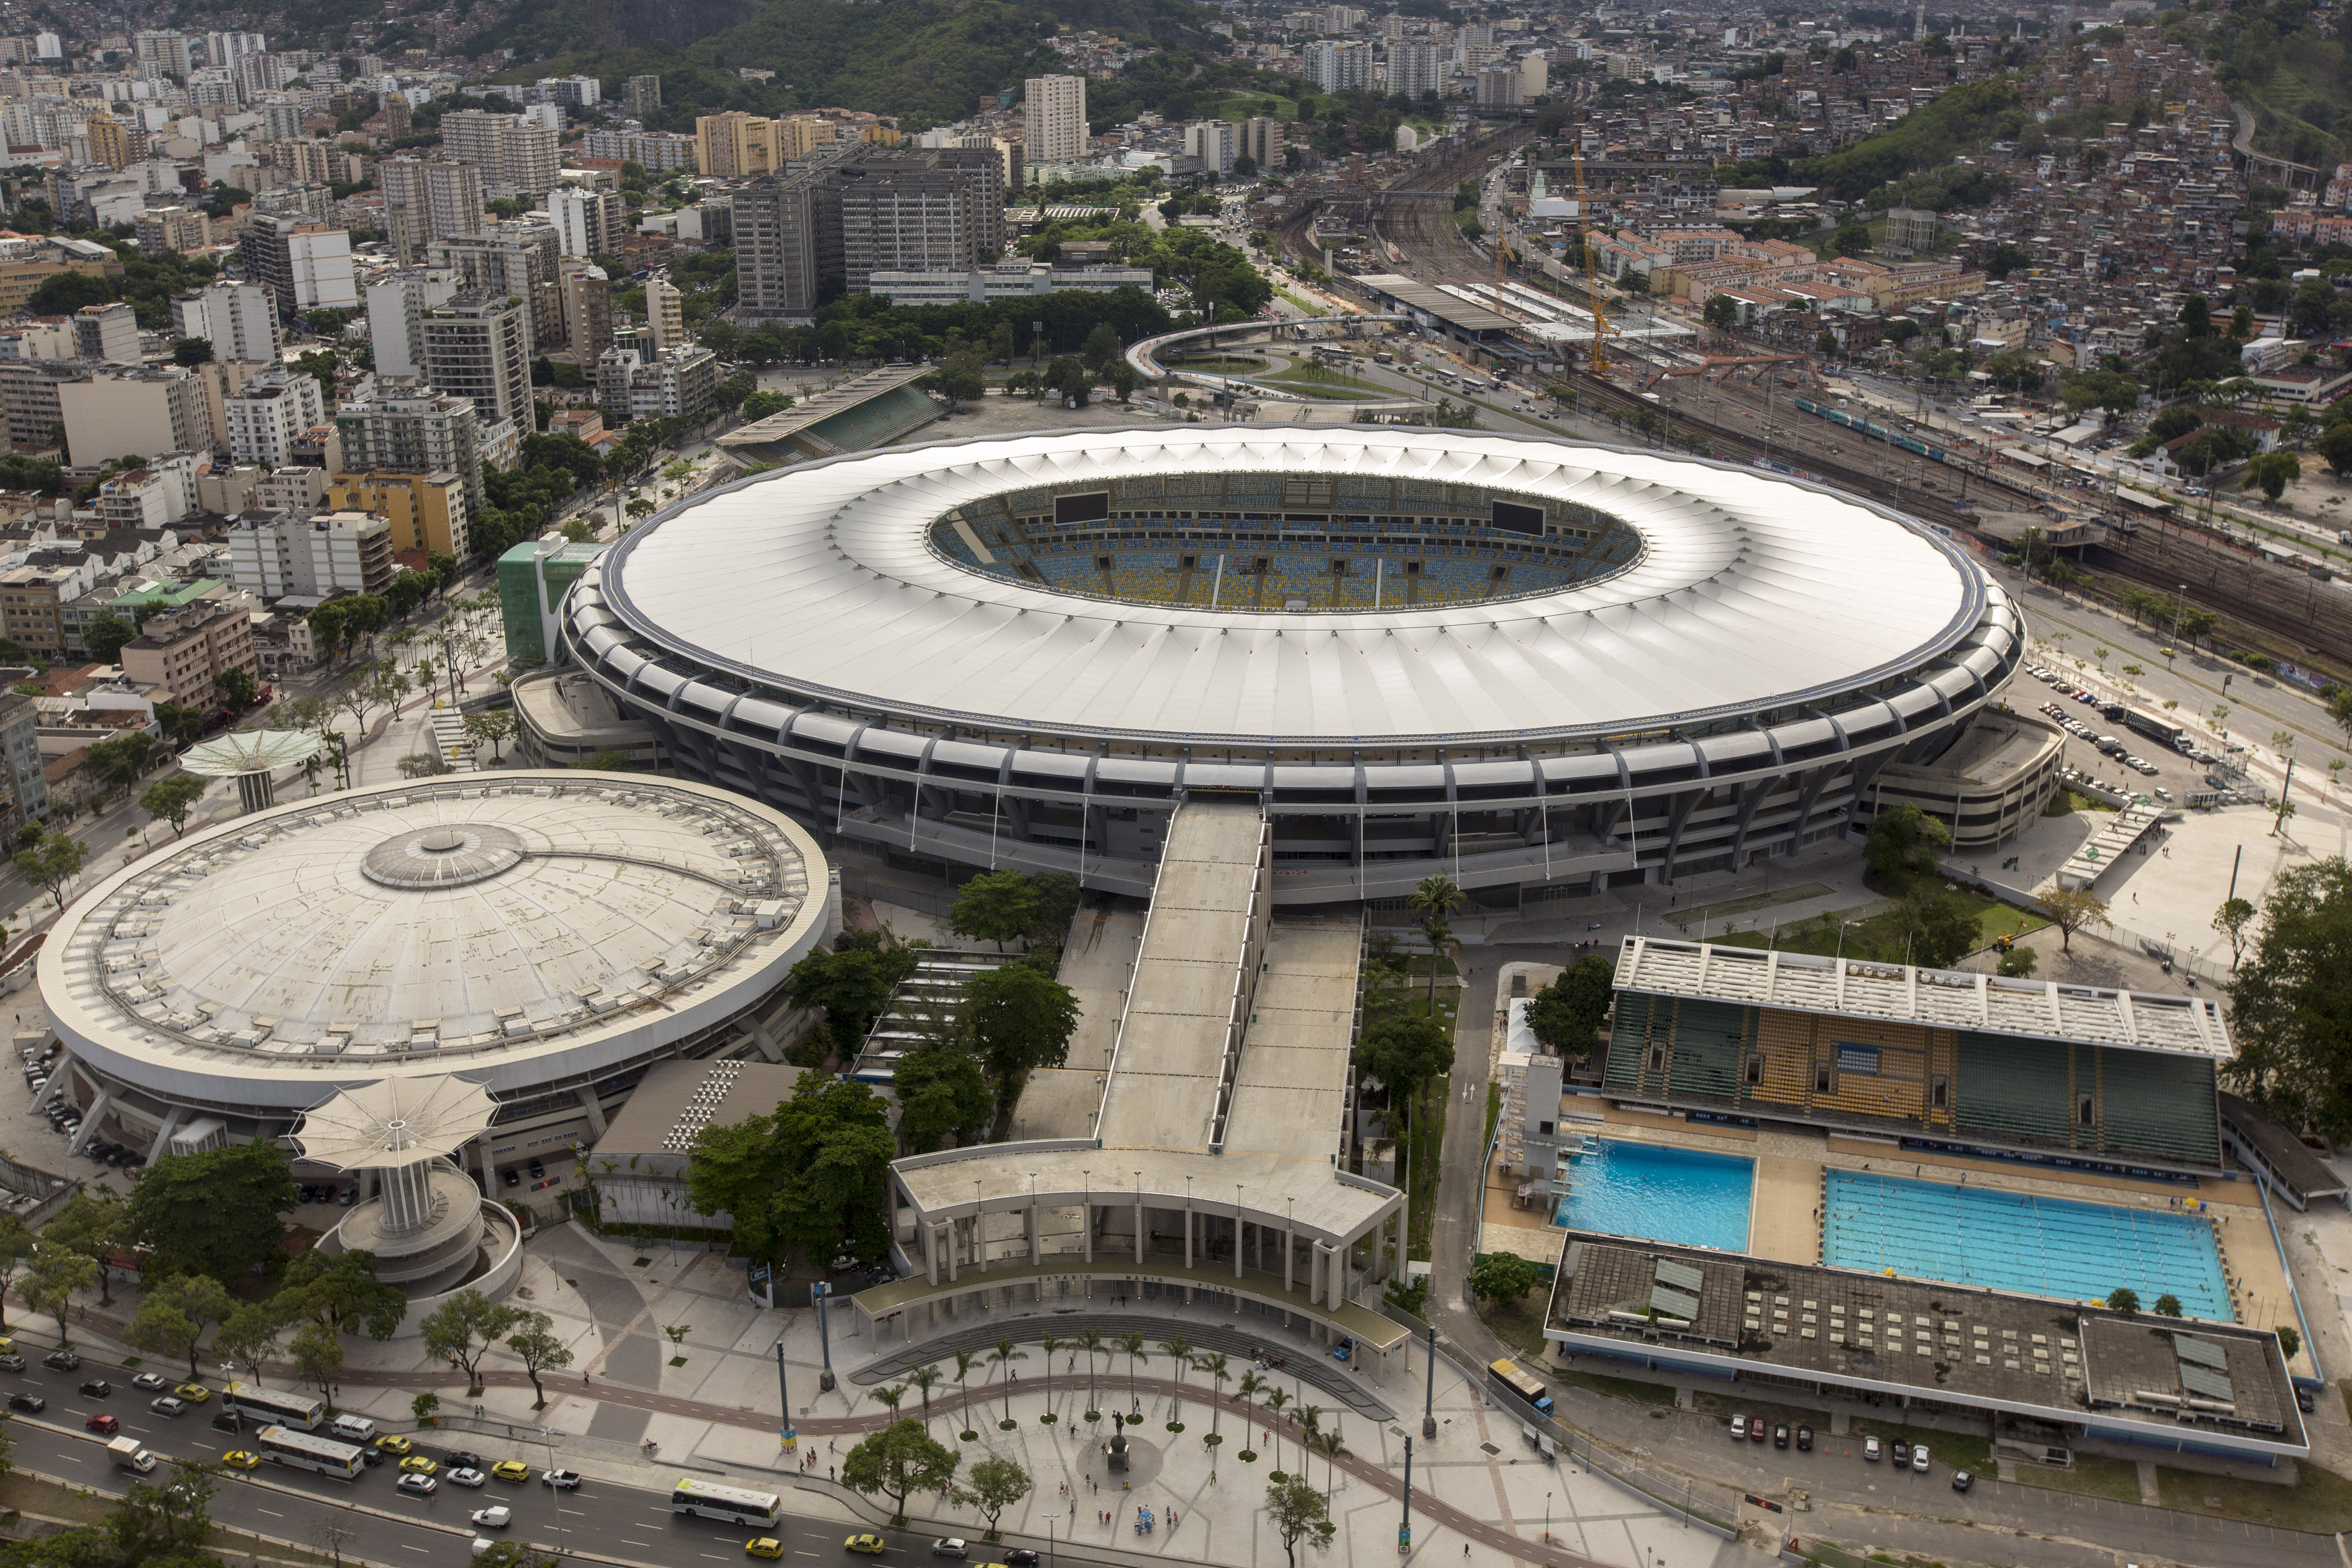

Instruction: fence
[0,1152,74,1226]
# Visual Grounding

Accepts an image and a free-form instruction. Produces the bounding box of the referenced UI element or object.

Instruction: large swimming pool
[1555,1140,1756,1253]
[1822,1171,2233,1319]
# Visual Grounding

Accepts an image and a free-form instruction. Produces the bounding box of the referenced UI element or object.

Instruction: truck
[107,1436,156,1474]
[1488,1357,1555,1415]
[2122,707,2188,750]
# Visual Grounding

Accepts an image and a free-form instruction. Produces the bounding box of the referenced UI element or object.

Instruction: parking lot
[2016,660,2225,806]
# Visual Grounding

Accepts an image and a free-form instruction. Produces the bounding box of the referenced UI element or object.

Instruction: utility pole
[775,1339,797,1456]
[1399,1435,1413,1555]
[812,1282,836,1391]
[1422,1325,1438,1437]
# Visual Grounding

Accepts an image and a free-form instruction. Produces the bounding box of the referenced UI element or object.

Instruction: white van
[328,1414,377,1443]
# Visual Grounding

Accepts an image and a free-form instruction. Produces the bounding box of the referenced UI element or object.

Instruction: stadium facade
[553,427,2033,907]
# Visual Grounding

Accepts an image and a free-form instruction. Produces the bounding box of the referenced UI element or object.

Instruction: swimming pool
[1821,1171,2233,1319]
[1556,1140,1756,1253]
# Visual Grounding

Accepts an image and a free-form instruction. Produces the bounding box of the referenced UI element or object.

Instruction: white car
[469,1506,511,1529]
[149,1396,186,1416]
[395,1474,437,1498]
[1910,1445,1931,1473]
[447,1467,487,1488]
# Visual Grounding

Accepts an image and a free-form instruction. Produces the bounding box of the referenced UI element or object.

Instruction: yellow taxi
[491,1460,531,1483]
[400,1455,439,1476]
[844,1536,887,1556]
[172,1384,211,1405]
[221,1451,259,1471]
[746,1541,783,1559]
[375,1434,414,1456]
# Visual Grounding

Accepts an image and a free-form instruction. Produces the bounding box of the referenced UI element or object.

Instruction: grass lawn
[1164,355,1272,373]
[1482,1295,1551,1360]
[2157,1460,2352,1532]
[2044,787,2114,815]
[1663,881,1833,931]
[1258,380,1383,402]
[1210,91,1298,121]
[1846,1416,1993,1475]
[2012,1455,2142,1503]
[1713,870,2045,962]
[1404,1073,1445,1259]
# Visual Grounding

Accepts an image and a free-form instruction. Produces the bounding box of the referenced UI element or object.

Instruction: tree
[907,1362,943,1432]
[2229,860,2352,1139]
[2213,895,2257,968]
[2244,450,2302,502]
[0,1214,32,1330]
[140,774,206,837]
[214,1299,289,1383]
[964,1454,1030,1539]
[739,390,793,421]
[462,707,517,761]
[169,337,213,366]
[2039,886,2109,953]
[1702,294,1739,335]
[2106,1286,2140,1316]
[420,1289,523,1395]
[12,828,89,911]
[926,352,986,409]
[288,1320,343,1400]
[893,1045,991,1154]
[1882,884,1980,968]
[686,1073,896,1264]
[278,1248,406,1342]
[1523,955,1611,1060]
[950,870,1041,950]
[1995,943,2037,978]
[985,1333,1027,1424]
[82,610,136,667]
[42,1192,133,1305]
[1158,1333,1192,1420]
[2318,423,2352,478]
[21,1246,94,1345]
[124,1273,235,1378]
[1468,1252,1544,1308]
[126,1139,298,1281]
[214,666,258,711]
[783,946,900,1058]
[2279,1325,2302,1360]
[504,1311,573,1407]
[964,962,1081,1135]
[87,730,155,798]
[840,1419,959,1526]
[1028,872,1082,947]
[153,700,207,750]
[1407,874,1467,1008]
[1863,801,1952,880]
[2153,1293,2184,1317]
[1265,1473,1336,1568]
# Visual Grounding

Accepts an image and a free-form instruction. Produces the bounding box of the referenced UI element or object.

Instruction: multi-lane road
[0,1349,1097,1568]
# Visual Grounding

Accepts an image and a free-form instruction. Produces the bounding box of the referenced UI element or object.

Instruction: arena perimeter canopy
[562,426,2024,902]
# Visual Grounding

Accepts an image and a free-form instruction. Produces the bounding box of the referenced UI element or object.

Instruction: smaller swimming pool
[1555,1139,1756,1253]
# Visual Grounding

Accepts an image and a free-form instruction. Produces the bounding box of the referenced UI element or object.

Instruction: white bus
[223,1382,326,1432]
[670,1478,781,1528]
[255,1425,363,1480]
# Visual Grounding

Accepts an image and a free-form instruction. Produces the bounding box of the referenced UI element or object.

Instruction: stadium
[552,427,2036,908]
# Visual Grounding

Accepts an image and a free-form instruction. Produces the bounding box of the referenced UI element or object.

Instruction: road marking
[256,1509,283,1518]
[402,1549,430,1555]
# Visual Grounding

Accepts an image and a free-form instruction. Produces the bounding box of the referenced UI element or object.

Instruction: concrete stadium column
[946,1222,959,1283]
[1184,1206,1194,1269]
[974,1207,987,1273]
[925,1220,939,1286]
[67,1091,110,1155]
[1082,1205,1093,1263]
[31,1054,73,1112]
[576,1086,607,1138]
[145,1106,183,1163]
[1283,1220,1294,1293]
[1233,1213,1243,1280]
[1135,1198,1145,1267]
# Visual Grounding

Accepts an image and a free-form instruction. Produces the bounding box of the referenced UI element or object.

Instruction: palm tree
[1313,1427,1349,1502]
[1236,1370,1267,1458]
[1262,1386,1292,1477]
[1118,1332,1147,1412]
[1198,1352,1231,1446]
[1158,1335,1193,1420]
[1040,1333,1064,1416]
[1077,1329,1106,1417]
[987,1335,1028,1424]
[907,1363,941,1433]
[874,1383,907,1420]
[1407,874,1467,1009]
[953,1348,981,1436]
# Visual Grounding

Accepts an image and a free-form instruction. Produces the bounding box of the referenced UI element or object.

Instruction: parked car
[1911,1445,1931,1474]
[1795,1426,1813,1452]
[1890,1440,1911,1467]
[1772,1423,1790,1449]
[1951,1469,1973,1493]
[1748,1418,1765,1443]
[1729,1415,1748,1440]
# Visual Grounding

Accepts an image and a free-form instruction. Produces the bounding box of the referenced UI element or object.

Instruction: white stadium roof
[599,428,1989,747]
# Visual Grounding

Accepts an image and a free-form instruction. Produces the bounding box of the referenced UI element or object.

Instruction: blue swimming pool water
[1555,1140,1756,1253]
[1822,1171,2233,1319]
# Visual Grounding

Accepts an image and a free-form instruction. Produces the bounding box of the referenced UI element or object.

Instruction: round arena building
[35,771,833,1172]
[549,427,2037,909]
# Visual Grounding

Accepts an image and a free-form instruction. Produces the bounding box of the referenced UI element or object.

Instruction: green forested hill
[469,0,1222,133]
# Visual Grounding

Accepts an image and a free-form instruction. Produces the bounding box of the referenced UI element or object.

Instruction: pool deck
[1571,1098,2309,1373]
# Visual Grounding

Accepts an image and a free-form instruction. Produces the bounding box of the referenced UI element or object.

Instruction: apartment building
[227,510,396,599]
[420,293,534,434]
[72,302,138,364]
[1023,75,1088,163]
[647,278,686,353]
[559,260,616,362]
[834,148,1004,292]
[439,108,561,199]
[0,565,71,655]
[696,111,779,178]
[379,158,486,266]
[170,279,280,365]
[119,597,258,708]
[333,384,485,511]
[323,471,470,560]
[363,268,459,379]
[596,345,719,425]
[134,206,212,255]
[239,213,356,317]
[429,220,563,359]
[549,184,626,259]
[56,365,209,466]
[222,367,328,467]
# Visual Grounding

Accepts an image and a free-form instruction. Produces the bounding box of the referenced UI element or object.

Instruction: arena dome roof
[594,427,1990,747]
[38,773,830,1114]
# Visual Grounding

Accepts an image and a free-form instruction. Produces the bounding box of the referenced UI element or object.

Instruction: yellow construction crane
[1572,151,1609,377]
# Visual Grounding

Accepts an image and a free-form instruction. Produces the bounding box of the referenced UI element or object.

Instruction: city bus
[1487,1357,1555,1415]
[670,1478,782,1528]
[223,1382,326,1432]
[254,1425,363,1480]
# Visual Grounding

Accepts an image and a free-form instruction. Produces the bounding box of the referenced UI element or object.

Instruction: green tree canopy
[1468,1252,1544,1307]
[1863,801,1952,880]
[2230,860,2352,1138]
[140,774,206,837]
[840,1418,959,1524]
[1523,955,1612,1060]
[894,1045,992,1154]
[686,1072,897,1263]
[420,1288,523,1394]
[963,961,1081,1132]
[126,1139,299,1281]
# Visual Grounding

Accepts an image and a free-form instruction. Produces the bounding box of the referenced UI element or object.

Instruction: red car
[85,1413,119,1435]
